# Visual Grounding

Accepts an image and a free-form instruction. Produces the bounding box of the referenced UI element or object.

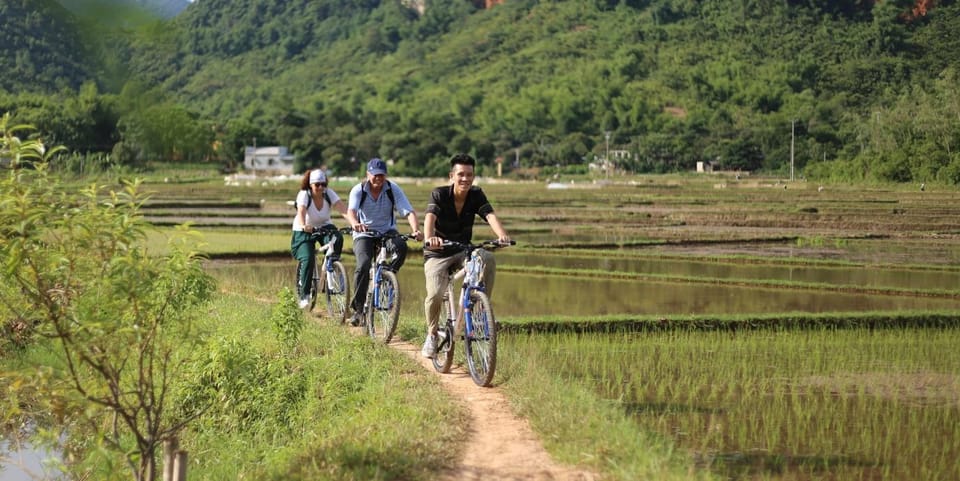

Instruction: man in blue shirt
[345,158,423,325]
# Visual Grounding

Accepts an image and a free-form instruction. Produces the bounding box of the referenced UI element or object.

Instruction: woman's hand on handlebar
[351,222,367,233]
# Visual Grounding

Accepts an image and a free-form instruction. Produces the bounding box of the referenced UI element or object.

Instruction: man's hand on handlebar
[425,236,444,250]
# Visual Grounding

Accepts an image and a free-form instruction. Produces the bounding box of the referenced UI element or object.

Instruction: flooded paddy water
[207,251,960,319]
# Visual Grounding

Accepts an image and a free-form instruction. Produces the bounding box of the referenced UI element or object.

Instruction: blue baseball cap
[367,158,387,175]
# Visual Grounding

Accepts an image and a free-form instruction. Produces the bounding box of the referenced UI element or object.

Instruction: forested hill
[0,0,95,92]
[0,0,191,93]
[3,0,960,185]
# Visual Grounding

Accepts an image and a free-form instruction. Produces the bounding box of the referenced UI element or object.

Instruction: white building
[243,146,295,175]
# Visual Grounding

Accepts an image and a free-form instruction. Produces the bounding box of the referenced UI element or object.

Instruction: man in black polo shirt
[421,153,511,358]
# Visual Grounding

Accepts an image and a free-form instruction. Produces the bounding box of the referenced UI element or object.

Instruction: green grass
[0,291,470,480]
[171,292,469,480]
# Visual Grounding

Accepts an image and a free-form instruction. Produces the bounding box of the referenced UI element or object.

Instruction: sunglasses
[311,182,327,188]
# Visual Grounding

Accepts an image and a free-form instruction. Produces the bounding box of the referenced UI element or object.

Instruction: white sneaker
[298,297,310,309]
[421,335,436,359]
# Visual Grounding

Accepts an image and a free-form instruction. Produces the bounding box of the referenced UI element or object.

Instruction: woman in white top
[291,169,350,308]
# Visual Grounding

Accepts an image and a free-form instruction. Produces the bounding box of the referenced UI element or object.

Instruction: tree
[0,119,216,480]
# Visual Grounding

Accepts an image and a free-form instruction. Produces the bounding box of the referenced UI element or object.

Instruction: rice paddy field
[143,171,960,480]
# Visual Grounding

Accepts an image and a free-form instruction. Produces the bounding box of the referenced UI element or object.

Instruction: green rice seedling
[498,332,714,481]
[498,327,960,481]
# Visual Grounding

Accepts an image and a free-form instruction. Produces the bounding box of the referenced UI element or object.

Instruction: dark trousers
[351,231,408,312]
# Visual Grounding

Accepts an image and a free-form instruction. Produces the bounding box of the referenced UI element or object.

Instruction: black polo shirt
[425,185,494,258]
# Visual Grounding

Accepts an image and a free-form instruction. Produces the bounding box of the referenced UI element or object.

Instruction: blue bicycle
[358,231,415,343]
[431,239,514,387]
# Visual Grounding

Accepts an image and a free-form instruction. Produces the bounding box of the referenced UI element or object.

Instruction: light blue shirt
[347,180,415,237]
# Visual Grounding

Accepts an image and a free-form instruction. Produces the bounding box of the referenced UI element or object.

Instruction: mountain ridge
[2,0,960,184]
[58,0,192,19]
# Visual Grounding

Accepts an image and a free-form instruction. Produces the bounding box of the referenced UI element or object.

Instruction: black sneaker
[350,312,362,327]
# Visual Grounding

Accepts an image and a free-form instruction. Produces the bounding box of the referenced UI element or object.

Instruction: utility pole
[790,120,795,182]
[604,131,611,179]
[251,136,257,170]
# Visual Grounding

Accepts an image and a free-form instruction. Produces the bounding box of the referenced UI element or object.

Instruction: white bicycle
[305,226,352,323]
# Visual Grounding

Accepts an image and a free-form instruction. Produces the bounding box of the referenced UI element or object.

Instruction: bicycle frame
[432,239,513,386]
[359,230,412,343]
[450,248,487,339]
[315,237,338,290]
[307,226,351,322]
[312,227,348,292]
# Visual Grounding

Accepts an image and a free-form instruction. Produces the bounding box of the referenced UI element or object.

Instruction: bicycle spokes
[369,269,400,343]
[324,261,350,324]
[464,291,497,387]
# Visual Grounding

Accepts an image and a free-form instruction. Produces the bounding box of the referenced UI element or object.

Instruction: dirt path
[386,336,598,481]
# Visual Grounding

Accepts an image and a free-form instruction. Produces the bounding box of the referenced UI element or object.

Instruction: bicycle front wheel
[431,285,456,373]
[307,261,321,312]
[368,269,400,343]
[324,261,350,324]
[464,290,497,387]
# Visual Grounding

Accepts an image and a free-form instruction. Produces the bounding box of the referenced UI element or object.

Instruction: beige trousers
[423,249,496,335]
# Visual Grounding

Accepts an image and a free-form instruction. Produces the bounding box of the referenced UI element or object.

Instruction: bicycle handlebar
[358,230,420,242]
[308,226,353,237]
[432,239,515,251]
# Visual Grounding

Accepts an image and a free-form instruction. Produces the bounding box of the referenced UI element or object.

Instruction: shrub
[0,117,216,481]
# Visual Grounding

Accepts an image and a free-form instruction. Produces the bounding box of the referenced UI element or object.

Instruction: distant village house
[244,146,295,175]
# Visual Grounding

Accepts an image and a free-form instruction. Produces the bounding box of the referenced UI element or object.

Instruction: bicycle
[305,226,353,323]
[430,239,514,387]
[356,230,415,343]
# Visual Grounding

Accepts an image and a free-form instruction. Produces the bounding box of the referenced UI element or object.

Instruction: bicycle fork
[322,258,337,293]
[461,286,489,341]
[370,266,397,311]
[361,266,385,322]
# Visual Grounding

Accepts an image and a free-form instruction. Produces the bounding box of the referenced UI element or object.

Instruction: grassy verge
[0,292,469,480]
[169,292,468,480]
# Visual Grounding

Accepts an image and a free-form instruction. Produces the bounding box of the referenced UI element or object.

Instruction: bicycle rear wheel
[368,269,400,343]
[431,285,456,373]
[464,290,497,387]
[324,261,350,324]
